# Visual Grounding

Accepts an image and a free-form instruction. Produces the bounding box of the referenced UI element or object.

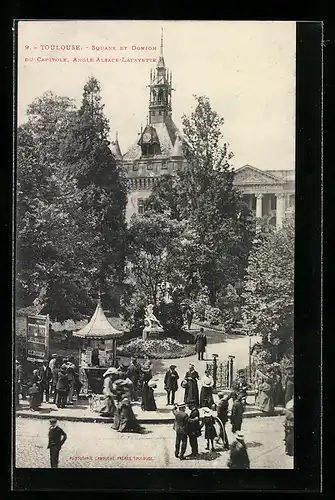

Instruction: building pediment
[234,165,283,186]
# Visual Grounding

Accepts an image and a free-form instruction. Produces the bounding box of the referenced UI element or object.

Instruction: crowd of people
[15,355,82,411]
[16,352,294,468]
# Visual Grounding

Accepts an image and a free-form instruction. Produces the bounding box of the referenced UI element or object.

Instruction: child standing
[201,407,217,451]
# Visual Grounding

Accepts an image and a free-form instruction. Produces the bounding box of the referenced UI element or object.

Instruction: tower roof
[73,299,123,339]
[123,116,181,161]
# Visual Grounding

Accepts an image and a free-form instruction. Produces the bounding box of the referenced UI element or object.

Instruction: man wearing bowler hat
[47,418,67,468]
[172,403,188,460]
[164,365,179,406]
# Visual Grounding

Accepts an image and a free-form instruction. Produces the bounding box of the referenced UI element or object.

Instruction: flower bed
[117,337,195,359]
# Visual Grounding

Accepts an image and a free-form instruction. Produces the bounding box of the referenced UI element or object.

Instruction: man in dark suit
[38,360,52,403]
[186,401,201,457]
[127,358,140,401]
[47,418,67,468]
[164,365,179,405]
[172,403,188,460]
[230,393,244,434]
[216,392,230,450]
[195,327,207,361]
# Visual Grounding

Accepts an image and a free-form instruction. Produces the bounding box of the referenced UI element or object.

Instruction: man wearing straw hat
[227,431,250,469]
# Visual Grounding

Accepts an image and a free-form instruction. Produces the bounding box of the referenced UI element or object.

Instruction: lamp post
[228,355,235,388]
[248,333,252,383]
[212,353,218,389]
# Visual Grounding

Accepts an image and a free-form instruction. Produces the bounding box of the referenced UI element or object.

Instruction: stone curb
[16,408,286,424]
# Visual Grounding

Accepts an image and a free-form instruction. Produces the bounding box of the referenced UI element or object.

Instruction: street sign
[26,314,50,362]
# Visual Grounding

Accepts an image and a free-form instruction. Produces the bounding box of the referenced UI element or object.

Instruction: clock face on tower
[143,132,151,142]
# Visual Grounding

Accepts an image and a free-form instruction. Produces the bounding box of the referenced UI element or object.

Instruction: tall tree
[62,77,128,313]
[16,92,77,308]
[146,95,255,306]
[241,215,294,359]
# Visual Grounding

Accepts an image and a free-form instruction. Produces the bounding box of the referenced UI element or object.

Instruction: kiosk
[73,298,123,394]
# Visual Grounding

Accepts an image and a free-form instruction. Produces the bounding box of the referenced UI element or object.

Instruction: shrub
[205,305,222,325]
[117,337,195,359]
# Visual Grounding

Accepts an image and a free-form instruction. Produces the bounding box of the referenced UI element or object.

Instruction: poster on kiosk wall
[26,314,50,362]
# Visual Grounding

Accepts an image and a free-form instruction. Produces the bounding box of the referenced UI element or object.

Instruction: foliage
[204,305,222,326]
[241,216,294,359]
[145,95,255,308]
[16,92,98,318]
[159,300,184,333]
[16,80,127,321]
[62,77,128,312]
[117,337,195,359]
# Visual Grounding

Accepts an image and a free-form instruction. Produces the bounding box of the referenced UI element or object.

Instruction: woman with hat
[141,378,157,411]
[55,364,69,408]
[200,370,214,408]
[117,397,142,433]
[100,367,118,417]
[164,365,179,406]
[200,407,217,451]
[183,363,200,407]
[27,380,42,411]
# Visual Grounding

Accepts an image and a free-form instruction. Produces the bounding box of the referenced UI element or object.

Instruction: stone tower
[115,28,187,222]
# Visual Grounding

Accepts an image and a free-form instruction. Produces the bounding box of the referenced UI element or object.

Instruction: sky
[17,20,296,171]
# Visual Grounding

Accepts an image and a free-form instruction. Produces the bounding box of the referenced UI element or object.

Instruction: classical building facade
[234,165,295,228]
[111,32,295,227]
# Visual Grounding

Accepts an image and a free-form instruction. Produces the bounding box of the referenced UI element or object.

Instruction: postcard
[14,20,296,474]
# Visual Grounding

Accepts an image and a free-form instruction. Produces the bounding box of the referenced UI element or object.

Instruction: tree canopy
[16,79,127,321]
[241,215,294,358]
[144,95,255,310]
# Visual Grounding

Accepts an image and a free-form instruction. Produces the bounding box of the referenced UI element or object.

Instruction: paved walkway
[16,334,274,423]
[16,392,285,424]
[15,416,294,469]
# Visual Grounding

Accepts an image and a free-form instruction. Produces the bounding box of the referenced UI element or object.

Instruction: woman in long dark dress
[183,363,200,406]
[201,408,217,451]
[272,364,285,407]
[141,380,157,411]
[111,379,133,429]
[284,371,294,407]
[27,383,42,411]
[199,371,214,408]
[118,398,142,433]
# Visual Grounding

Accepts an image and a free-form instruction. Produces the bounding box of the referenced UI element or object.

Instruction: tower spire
[157,26,165,69]
[160,26,163,57]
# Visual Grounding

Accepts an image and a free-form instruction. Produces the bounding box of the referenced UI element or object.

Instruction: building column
[275,193,285,228]
[255,194,263,218]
